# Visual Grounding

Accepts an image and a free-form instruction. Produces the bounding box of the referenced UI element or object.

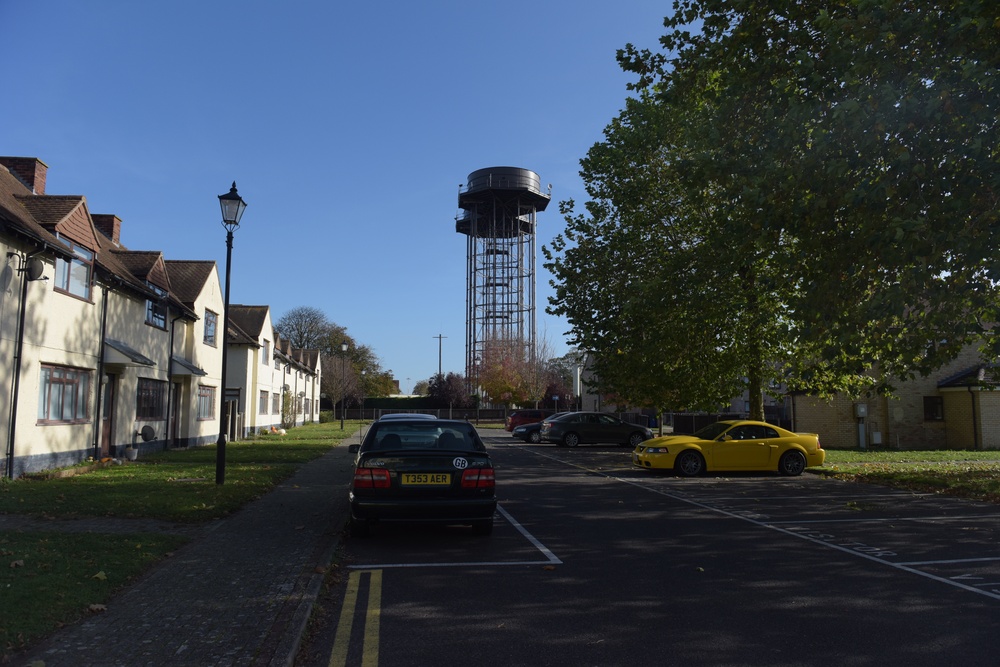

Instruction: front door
[100,374,116,457]
[170,383,181,445]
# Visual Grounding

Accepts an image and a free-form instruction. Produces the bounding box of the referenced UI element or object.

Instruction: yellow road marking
[329,569,382,667]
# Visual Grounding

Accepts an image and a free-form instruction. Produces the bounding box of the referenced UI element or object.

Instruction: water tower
[456,167,551,393]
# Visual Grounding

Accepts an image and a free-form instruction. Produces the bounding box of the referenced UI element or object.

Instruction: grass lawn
[815,448,1000,503]
[0,421,357,657]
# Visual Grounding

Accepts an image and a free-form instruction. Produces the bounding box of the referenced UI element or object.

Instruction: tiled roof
[164,260,215,308]
[15,194,84,227]
[0,167,71,255]
[228,305,269,338]
[938,364,1000,389]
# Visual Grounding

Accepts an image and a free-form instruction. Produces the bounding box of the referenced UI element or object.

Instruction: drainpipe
[91,286,110,461]
[165,314,183,448]
[5,251,45,479]
[969,386,979,451]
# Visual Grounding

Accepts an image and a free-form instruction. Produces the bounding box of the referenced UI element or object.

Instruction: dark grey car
[539,412,652,448]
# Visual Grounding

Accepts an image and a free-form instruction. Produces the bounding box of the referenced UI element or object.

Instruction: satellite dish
[25,257,45,282]
[139,425,156,442]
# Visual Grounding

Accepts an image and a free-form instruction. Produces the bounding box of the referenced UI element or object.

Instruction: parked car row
[509,414,824,478]
[346,416,825,540]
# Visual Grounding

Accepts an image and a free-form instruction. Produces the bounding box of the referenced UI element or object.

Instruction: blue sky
[1,1,671,393]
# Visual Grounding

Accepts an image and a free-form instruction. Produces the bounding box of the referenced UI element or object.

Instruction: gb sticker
[452,457,469,469]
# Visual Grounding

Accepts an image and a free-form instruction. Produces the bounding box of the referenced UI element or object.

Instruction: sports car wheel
[627,432,646,448]
[528,430,541,444]
[778,450,807,476]
[675,450,705,477]
[563,432,580,447]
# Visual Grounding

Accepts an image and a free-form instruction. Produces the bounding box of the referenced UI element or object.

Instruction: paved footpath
[14,442,355,667]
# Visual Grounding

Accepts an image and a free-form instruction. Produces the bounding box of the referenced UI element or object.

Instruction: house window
[262,340,270,364]
[145,283,167,329]
[204,310,218,345]
[275,358,281,370]
[136,378,167,420]
[198,385,216,420]
[259,390,269,414]
[38,364,91,423]
[923,396,944,421]
[54,239,94,300]
[272,392,281,414]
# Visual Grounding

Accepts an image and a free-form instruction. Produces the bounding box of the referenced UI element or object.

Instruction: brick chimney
[0,157,48,195]
[92,214,122,245]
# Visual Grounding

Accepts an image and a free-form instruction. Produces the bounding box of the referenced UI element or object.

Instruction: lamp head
[218,181,247,232]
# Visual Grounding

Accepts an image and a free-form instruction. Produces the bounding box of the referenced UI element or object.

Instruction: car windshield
[362,421,484,452]
[692,422,734,440]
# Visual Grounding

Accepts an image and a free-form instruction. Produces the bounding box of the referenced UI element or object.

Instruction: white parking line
[768,514,1000,525]
[509,446,1000,601]
[898,557,1000,566]
[615,476,1000,602]
[348,503,562,570]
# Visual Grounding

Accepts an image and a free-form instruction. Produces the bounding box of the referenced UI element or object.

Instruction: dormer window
[145,283,167,329]
[54,236,93,301]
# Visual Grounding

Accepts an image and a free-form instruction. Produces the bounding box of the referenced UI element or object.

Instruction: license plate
[401,473,451,486]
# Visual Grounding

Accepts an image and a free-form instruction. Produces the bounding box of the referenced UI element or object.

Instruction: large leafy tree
[547,1,1000,417]
[428,372,472,408]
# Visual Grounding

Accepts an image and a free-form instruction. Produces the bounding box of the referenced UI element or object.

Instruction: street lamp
[216,182,247,485]
[340,341,349,429]
[360,369,367,422]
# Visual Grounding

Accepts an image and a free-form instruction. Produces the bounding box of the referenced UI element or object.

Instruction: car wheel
[675,450,705,477]
[627,432,645,448]
[349,517,370,538]
[563,432,580,448]
[778,450,807,476]
[472,518,494,536]
[528,431,541,444]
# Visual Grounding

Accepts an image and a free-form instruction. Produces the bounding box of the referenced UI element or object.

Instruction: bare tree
[275,306,330,349]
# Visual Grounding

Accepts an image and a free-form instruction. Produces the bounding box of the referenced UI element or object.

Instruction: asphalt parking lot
[520,439,1000,603]
[309,433,1000,666]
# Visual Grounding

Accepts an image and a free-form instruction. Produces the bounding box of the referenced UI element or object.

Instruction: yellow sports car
[632,420,824,477]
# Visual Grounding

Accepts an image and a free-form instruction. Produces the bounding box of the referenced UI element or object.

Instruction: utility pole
[433,334,447,377]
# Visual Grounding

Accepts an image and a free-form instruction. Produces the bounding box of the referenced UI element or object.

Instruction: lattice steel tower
[456,167,551,392]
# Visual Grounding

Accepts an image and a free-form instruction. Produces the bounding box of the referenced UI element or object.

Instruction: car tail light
[353,468,391,489]
[461,468,495,488]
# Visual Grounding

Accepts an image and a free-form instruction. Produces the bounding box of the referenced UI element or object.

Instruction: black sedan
[539,411,653,448]
[512,412,572,443]
[348,418,496,536]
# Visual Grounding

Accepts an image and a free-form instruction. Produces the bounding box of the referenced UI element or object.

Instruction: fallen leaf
[92,571,107,581]
[696,567,704,572]
[543,565,556,571]
[10,560,24,568]
[88,604,107,613]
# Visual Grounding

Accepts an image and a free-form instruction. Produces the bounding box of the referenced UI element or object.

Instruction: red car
[504,409,554,431]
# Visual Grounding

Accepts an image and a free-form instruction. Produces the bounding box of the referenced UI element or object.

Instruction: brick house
[792,346,999,450]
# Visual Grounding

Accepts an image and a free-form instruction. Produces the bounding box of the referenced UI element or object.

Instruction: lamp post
[360,369,367,422]
[340,341,349,429]
[360,369,366,444]
[216,182,247,485]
